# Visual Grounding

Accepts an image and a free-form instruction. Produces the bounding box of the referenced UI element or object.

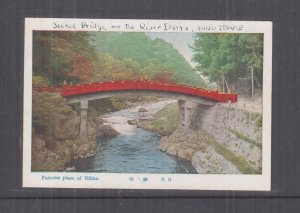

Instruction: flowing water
[75,100,197,174]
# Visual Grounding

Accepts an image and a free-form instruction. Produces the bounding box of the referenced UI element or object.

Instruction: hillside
[90,32,205,87]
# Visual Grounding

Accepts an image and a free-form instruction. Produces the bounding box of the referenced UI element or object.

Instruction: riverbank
[31,92,128,171]
[31,92,176,171]
[32,91,262,174]
[137,100,262,174]
[100,99,177,136]
[31,92,99,171]
[136,102,178,136]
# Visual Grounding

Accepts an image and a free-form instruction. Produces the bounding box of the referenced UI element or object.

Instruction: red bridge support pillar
[80,100,88,141]
[178,100,198,128]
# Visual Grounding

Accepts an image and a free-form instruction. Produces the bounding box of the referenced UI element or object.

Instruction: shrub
[256,116,262,127]
[32,92,74,132]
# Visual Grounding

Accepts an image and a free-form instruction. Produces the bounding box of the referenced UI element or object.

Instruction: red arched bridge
[34,80,238,103]
[34,80,238,140]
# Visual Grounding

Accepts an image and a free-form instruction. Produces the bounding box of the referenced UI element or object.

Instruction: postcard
[23,18,272,190]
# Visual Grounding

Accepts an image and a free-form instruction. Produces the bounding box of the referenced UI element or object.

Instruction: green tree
[191,33,263,92]
[33,31,96,85]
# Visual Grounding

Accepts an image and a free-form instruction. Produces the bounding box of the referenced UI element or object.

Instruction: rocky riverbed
[74,99,196,174]
[157,102,262,174]
[31,92,120,171]
[31,94,181,172]
[159,128,242,174]
[31,118,98,171]
[32,92,262,175]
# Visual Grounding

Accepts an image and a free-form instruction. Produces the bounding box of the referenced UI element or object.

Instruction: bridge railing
[60,80,238,103]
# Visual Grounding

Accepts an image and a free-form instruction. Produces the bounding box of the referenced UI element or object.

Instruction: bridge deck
[33,80,238,103]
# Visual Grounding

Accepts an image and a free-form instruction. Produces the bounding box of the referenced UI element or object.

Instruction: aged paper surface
[23,18,272,190]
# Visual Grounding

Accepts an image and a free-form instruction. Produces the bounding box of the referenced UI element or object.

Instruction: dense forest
[32,31,96,85]
[191,33,263,93]
[32,31,206,131]
[32,31,205,87]
[90,32,205,86]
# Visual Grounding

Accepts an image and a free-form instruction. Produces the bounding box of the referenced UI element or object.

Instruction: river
[75,99,197,174]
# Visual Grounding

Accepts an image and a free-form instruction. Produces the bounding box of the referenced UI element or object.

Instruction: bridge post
[178,100,198,128]
[178,100,185,127]
[80,100,88,141]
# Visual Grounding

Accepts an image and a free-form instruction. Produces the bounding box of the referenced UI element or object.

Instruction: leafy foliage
[91,32,205,87]
[191,33,263,90]
[32,31,205,87]
[33,31,96,85]
[32,75,49,86]
[32,92,74,132]
[92,52,142,82]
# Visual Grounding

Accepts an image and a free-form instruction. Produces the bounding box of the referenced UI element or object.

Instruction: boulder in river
[138,107,148,112]
[96,124,120,138]
[159,127,207,160]
[128,120,138,125]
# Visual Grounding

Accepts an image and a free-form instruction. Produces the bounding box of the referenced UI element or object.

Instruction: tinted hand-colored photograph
[23,19,272,190]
